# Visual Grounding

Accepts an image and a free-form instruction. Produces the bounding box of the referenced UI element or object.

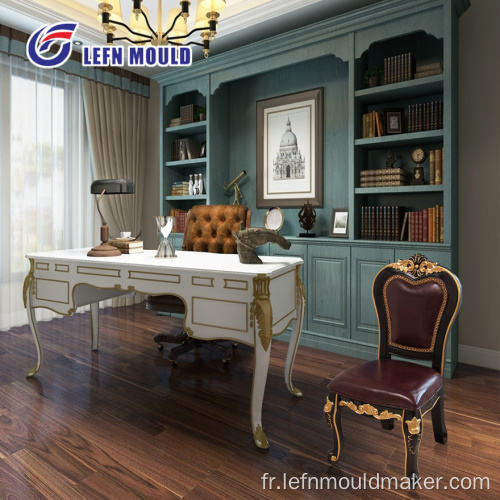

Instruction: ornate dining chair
[146,204,251,366]
[324,254,462,486]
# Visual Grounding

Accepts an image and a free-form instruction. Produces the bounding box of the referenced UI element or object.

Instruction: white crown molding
[0,0,103,45]
[220,0,324,36]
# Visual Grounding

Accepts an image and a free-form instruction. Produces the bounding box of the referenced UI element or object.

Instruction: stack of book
[361,206,405,241]
[414,61,443,79]
[170,208,188,233]
[407,100,443,132]
[169,117,181,128]
[108,239,144,254]
[359,168,409,187]
[429,148,444,185]
[362,110,384,138]
[383,52,414,84]
[171,181,189,196]
[400,205,444,242]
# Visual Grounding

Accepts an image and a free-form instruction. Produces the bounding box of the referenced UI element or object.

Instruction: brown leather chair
[324,253,462,486]
[146,205,251,366]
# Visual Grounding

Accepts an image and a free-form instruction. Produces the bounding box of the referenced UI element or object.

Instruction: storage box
[180,104,202,125]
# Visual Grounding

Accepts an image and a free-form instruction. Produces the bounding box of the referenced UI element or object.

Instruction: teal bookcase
[154,0,470,377]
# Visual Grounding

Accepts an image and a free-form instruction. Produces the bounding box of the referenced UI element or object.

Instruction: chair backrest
[181,205,252,253]
[372,253,462,375]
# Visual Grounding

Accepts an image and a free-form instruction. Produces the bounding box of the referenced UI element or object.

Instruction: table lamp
[87,178,135,257]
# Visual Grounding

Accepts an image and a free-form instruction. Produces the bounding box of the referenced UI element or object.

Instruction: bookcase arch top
[165,77,209,106]
[354,6,444,59]
[210,52,347,96]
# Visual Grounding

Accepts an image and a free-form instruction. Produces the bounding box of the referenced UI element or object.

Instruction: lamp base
[87,243,122,257]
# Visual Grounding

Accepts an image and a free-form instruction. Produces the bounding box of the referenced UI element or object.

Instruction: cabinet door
[351,246,394,346]
[307,245,350,338]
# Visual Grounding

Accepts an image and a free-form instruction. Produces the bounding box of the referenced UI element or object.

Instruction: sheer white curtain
[0,52,97,329]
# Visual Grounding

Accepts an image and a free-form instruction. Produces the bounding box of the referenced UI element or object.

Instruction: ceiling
[0,0,385,77]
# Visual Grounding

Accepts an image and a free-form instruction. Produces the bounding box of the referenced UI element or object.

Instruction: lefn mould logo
[27,22,78,69]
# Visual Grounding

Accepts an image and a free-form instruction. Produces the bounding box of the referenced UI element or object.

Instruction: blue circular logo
[27,22,79,69]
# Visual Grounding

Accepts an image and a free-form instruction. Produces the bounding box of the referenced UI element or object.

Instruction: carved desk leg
[90,302,99,351]
[284,267,305,397]
[25,277,43,378]
[251,275,273,449]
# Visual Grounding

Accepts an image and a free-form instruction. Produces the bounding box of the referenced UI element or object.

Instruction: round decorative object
[411,147,427,164]
[264,207,284,231]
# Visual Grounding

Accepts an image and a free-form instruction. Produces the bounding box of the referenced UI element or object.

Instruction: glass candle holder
[155,215,176,258]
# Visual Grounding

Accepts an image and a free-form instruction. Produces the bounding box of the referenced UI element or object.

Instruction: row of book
[108,239,144,254]
[407,100,443,132]
[360,205,444,242]
[383,52,414,84]
[362,110,384,138]
[403,206,444,243]
[172,137,201,161]
[359,168,410,187]
[381,58,443,85]
[429,148,444,185]
[169,208,188,233]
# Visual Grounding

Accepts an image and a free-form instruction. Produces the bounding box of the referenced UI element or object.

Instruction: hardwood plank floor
[1,304,499,499]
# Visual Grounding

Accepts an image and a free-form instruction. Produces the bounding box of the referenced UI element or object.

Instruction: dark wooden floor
[0,304,499,499]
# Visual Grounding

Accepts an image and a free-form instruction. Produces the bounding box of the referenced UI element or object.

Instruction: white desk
[23,249,305,448]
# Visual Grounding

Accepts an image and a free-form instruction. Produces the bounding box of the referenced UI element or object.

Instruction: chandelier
[96,1,226,57]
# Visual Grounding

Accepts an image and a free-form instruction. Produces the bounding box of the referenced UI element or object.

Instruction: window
[0,53,96,328]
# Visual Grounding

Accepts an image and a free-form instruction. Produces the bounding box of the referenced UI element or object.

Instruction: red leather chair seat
[327,359,443,411]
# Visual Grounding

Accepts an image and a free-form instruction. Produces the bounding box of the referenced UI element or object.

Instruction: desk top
[27,248,303,277]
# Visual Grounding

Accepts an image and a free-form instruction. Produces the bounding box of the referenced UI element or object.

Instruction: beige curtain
[83,79,148,306]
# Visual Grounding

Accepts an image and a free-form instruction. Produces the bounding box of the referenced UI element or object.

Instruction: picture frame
[330,209,349,238]
[384,108,404,134]
[264,206,284,231]
[256,88,323,208]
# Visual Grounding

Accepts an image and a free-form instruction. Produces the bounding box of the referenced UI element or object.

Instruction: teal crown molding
[153,0,470,90]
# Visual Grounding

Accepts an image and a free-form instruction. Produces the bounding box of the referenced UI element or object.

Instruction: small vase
[188,174,193,195]
[198,173,204,195]
[193,174,199,195]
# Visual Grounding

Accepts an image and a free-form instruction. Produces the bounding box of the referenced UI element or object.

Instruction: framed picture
[256,88,323,208]
[330,209,349,238]
[384,108,404,134]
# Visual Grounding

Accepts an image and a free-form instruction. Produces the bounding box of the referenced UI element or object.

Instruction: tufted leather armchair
[146,205,251,365]
[323,254,462,486]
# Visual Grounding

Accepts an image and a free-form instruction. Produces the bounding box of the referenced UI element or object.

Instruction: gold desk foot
[254,424,270,449]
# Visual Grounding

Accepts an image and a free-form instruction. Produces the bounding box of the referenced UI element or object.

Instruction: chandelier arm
[162,10,184,39]
[109,20,153,40]
[139,9,157,37]
[112,36,153,44]
[169,25,216,41]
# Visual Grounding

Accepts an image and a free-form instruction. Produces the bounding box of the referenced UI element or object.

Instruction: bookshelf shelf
[165,194,207,201]
[355,184,444,195]
[355,130,444,148]
[165,121,207,135]
[355,75,444,104]
[165,158,207,168]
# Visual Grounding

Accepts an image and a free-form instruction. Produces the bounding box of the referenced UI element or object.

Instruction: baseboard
[458,344,500,371]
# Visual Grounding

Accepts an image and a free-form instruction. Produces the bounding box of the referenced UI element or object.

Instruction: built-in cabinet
[155,0,469,377]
